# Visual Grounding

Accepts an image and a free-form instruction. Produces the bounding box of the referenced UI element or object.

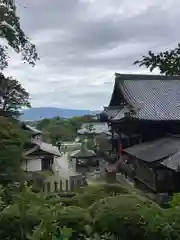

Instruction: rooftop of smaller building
[24,140,62,157]
[70,144,96,159]
[78,122,110,135]
[123,136,180,171]
[21,123,42,134]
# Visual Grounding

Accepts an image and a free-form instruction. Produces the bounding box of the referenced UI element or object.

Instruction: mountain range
[20,107,99,121]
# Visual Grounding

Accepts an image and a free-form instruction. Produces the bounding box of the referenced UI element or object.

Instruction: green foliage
[0,117,26,182]
[134,43,180,75]
[2,184,180,239]
[90,195,167,239]
[170,192,180,208]
[73,184,130,208]
[56,206,91,239]
[0,73,31,118]
[54,197,76,206]
[0,0,38,69]
[0,184,74,240]
[36,116,95,143]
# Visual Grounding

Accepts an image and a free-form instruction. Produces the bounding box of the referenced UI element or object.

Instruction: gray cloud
[4,0,180,110]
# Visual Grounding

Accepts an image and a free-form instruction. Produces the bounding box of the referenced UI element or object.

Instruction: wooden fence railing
[42,179,86,193]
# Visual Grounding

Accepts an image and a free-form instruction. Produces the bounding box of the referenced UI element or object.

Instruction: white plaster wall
[21,159,42,172]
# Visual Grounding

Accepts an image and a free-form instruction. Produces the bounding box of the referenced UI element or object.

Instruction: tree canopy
[134,43,180,75]
[0,72,30,118]
[0,0,38,69]
[36,115,95,143]
[1,183,180,239]
[0,116,26,182]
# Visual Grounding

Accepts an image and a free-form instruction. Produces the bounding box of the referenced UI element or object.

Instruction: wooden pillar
[65,180,69,192]
[54,181,58,192]
[47,182,50,193]
[111,123,115,153]
[60,180,62,192]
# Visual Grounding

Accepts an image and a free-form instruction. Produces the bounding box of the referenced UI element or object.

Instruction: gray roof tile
[113,74,180,120]
[161,152,180,171]
[35,141,62,156]
[78,122,109,135]
[104,107,120,120]
[22,124,42,134]
[123,137,180,162]
[70,145,96,158]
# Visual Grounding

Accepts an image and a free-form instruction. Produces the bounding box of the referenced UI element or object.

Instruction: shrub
[0,206,40,240]
[73,184,130,208]
[59,197,76,206]
[89,194,168,239]
[163,208,180,239]
[47,196,75,206]
[56,206,92,239]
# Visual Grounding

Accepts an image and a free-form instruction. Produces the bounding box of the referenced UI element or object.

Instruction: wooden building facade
[21,123,62,173]
[100,73,180,193]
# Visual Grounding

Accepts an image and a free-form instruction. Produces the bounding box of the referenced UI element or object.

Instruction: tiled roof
[103,107,120,120]
[78,122,110,135]
[123,137,180,162]
[22,123,42,134]
[35,141,62,156]
[23,145,39,157]
[112,107,130,121]
[23,140,62,157]
[112,74,180,120]
[70,145,96,158]
[161,152,180,171]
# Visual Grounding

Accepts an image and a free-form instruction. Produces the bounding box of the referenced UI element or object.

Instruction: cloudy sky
[3,0,180,110]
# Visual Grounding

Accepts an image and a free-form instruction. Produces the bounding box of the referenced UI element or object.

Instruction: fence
[42,178,86,194]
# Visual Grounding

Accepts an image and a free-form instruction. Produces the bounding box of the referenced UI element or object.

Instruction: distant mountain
[20,107,99,121]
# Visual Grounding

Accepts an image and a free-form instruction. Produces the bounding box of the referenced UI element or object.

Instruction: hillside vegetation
[1,182,180,240]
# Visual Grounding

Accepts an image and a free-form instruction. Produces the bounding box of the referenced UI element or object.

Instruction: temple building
[100,73,180,194]
[70,142,98,174]
[21,123,61,172]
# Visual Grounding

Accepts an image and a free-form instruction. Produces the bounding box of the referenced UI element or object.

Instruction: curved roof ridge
[115,73,180,80]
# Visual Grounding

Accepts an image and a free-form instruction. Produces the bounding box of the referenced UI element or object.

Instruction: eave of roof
[115,73,180,81]
[27,140,62,157]
[70,147,96,158]
[109,73,180,121]
[22,123,42,134]
[123,137,180,163]
[161,151,180,172]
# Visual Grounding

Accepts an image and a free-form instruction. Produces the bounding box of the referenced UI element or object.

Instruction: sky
[3,0,180,110]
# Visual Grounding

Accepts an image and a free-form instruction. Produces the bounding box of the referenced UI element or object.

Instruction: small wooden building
[70,144,99,174]
[22,141,62,172]
[100,73,180,193]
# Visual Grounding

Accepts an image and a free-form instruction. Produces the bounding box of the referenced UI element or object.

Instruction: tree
[0,72,30,118]
[134,43,180,75]
[0,116,26,183]
[0,0,38,69]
